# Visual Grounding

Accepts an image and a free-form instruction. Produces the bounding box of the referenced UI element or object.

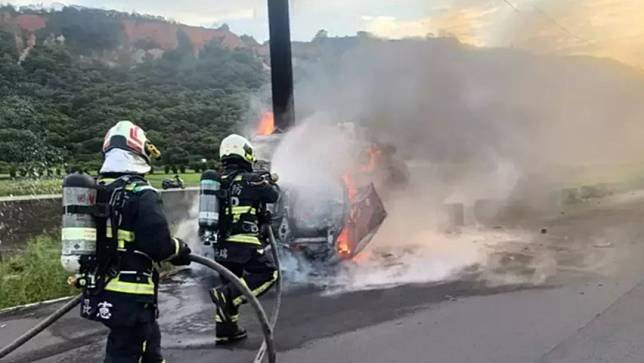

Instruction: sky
[6,0,644,70]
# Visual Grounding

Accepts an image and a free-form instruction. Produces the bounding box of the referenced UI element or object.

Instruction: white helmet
[219,134,256,164]
[102,120,160,163]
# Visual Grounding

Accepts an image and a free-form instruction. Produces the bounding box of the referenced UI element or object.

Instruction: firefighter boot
[210,288,247,343]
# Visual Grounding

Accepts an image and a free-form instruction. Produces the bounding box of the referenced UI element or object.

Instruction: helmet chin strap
[100,149,151,175]
[223,157,253,172]
[145,142,161,160]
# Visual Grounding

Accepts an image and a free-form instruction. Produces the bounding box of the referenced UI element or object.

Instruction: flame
[337,144,383,258]
[360,145,381,173]
[338,172,357,257]
[336,226,352,256]
[342,172,359,200]
[256,111,275,136]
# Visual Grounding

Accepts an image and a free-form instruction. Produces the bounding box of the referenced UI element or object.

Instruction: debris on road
[592,242,614,248]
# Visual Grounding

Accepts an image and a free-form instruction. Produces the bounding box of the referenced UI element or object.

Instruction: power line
[502,0,520,13]
[527,3,589,43]
[499,0,592,44]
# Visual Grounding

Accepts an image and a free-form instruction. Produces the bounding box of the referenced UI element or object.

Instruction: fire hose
[254,226,282,363]
[0,254,277,363]
[0,294,83,361]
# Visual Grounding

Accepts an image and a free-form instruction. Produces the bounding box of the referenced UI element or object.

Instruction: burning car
[252,112,390,262]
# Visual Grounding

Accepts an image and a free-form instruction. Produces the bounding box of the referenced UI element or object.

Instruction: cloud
[495,0,644,69]
[5,0,266,33]
[362,5,499,46]
[174,8,256,28]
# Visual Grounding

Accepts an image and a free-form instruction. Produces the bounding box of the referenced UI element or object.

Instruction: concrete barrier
[0,188,198,252]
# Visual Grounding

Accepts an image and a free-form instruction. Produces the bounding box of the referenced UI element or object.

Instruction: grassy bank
[146,173,201,189]
[0,236,77,309]
[0,173,201,197]
[0,178,62,197]
[0,235,178,309]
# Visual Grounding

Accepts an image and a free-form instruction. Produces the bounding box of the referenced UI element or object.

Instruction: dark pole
[267,0,295,132]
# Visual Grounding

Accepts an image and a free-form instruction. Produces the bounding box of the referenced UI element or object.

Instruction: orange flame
[360,145,381,173]
[337,172,357,257]
[256,111,275,136]
[336,226,352,256]
[342,172,359,200]
[337,144,384,258]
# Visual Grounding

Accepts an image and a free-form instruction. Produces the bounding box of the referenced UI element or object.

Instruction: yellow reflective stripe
[120,230,135,241]
[231,206,256,215]
[172,238,180,257]
[215,314,239,323]
[133,185,157,193]
[62,228,96,241]
[234,175,243,181]
[138,340,147,363]
[233,271,278,306]
[104,276,155,295]
[226,234,261,245]
[106,229,135,241]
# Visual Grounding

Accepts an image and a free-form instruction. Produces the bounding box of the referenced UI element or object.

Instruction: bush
[164,165,170,174]
[0,235,78,309]
[0,178,62,196]
[171,165,178,174]
[179,165,186,173]
[9,165,17,178]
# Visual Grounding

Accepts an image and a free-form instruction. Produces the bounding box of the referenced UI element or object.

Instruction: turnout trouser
[104,320,163,363]
[214,243,278,320]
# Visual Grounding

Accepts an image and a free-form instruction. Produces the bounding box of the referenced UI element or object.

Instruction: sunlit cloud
[362,5,499,46]
[498,0,644,69]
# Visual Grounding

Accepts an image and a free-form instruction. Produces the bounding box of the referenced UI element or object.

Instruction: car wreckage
[249,118,409,263]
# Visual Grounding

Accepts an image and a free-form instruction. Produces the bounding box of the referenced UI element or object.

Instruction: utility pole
[267,0,295,132]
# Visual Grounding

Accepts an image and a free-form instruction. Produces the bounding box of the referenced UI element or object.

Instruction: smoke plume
[267,37,644,291]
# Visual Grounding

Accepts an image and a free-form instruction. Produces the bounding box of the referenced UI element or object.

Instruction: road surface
[3,192,644,363]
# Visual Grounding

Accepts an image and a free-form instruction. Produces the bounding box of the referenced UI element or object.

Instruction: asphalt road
[3,192,644,363]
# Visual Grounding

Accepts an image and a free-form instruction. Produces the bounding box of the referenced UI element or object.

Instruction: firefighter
[79,121,192,363]
[209,134,280,343]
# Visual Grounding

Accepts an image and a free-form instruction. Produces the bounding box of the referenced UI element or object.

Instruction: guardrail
[0,188,199,252]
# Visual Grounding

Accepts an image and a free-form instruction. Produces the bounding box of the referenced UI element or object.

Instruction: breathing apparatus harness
[215,168,242,243]
[73,175,151,295]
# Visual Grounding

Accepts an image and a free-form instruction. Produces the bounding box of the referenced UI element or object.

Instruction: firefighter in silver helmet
[78,121,191,362]
[209,134,280,343]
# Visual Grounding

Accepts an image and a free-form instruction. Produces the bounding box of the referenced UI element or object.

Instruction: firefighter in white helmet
[79,121,191,362]
[208,134,280,343]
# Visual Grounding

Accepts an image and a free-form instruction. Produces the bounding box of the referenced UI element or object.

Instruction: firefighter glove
[170,238,192,266]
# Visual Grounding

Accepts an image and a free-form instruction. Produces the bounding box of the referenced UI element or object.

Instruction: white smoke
[265,115,555,293]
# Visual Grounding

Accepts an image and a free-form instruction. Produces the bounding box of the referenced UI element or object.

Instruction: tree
[313,29,329,42]
[0,7,268,175]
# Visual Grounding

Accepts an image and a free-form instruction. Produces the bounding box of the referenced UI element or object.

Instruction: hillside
[0,5,270,176]
[2,5,644,182]
[0,5,268,64]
